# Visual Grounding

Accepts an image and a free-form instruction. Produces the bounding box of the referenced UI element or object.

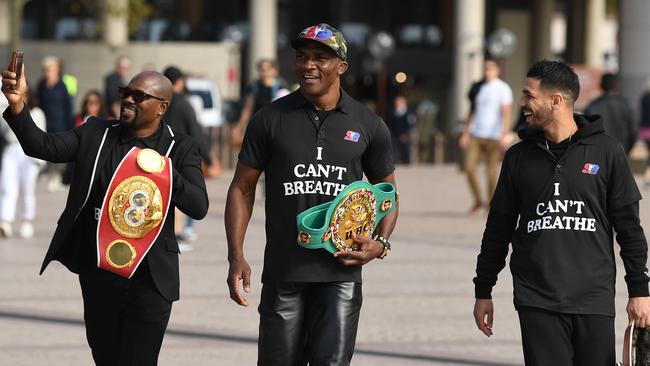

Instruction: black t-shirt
[239,89,394,283]
[486,114,643,316]
[313,109,332,129]
[74,124,168,274]
[545,137,570,159]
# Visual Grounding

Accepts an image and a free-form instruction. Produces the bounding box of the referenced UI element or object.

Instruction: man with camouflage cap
[225,23,398,365]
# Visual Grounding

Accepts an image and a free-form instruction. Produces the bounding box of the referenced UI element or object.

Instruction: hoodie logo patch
[581,163,600,175]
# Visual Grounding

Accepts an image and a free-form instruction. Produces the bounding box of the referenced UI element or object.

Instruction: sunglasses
[117,86,166,103]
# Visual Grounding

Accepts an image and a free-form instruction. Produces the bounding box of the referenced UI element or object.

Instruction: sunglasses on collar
[117,86,166,103]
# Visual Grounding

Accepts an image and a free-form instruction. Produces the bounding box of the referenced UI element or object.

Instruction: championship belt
[620,321,650,366]
[96,147,172,278]
[296,181,397,254]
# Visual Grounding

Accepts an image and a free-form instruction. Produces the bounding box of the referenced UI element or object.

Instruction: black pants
[518,307,615,366]
[258,282,362,366]
[79,267,172,366]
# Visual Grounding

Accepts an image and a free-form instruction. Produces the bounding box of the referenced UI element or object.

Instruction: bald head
[129,71,173,102]
[120,71,173,136]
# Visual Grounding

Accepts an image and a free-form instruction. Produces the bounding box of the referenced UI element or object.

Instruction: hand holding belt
[96,147,173,279]
[621,320,650,366]
[296,181,397,254]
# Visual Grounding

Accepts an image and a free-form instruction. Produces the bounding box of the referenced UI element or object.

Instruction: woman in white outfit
[0,89,46,238]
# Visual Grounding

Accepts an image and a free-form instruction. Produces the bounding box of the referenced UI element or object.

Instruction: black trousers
[517,307,615,366]
[79,266,172,366]
[258,282,362,366]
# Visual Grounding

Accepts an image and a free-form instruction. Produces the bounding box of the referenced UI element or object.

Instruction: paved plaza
[0,164,644,365]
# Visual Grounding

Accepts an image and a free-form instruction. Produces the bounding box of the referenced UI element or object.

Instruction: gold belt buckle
[108,176,163,239]
[328,188,377,251]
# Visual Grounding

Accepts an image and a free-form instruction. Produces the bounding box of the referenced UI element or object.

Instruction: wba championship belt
[96,147,172,278]
[620,321,650,366]
[296,181,396,254]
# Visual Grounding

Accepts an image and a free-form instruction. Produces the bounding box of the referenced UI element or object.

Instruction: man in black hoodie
[472,60,650,365]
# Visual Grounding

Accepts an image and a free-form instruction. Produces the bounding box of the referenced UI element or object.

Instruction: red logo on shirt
[581,163,600,175]
[344,131,360,142]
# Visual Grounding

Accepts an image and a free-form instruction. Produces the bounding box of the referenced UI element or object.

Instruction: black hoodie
[474,114,649,316]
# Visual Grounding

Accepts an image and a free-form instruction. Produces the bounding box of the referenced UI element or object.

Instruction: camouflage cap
[291,23,348,61]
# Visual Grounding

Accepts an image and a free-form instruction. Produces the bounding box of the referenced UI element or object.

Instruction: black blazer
[2,107,209,302]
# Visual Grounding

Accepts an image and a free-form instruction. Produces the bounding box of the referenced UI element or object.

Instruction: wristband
[373,234,391,260]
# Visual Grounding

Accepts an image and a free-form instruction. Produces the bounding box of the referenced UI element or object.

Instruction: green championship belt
[296,181,397,254]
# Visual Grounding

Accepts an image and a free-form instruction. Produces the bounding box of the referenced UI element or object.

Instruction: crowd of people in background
[4,52,650,240]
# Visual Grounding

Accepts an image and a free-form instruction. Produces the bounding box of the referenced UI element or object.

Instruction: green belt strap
[296,181,397,254]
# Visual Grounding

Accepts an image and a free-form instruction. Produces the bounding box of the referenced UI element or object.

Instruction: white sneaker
[19,222,34,238]
[0,221,13,238]
[178,242,194,252]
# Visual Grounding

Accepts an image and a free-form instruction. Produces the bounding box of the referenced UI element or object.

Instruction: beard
[526,105,553,130]
[119,104,138,124]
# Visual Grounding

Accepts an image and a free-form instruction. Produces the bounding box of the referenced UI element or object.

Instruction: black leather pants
[257,282,362,366]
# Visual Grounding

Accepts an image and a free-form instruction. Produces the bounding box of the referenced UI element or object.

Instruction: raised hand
[1,63,27,114]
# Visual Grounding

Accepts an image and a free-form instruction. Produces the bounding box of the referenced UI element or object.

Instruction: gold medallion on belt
[136,148,166,174]
[326,188,377,251]
[106,148,166,241]
[106,240,137,268]
[108,175,163,239]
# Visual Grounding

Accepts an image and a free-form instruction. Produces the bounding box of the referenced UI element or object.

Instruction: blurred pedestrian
[75,90,105,127]
[0,94,7,167]
[2,65,208,365]
[66,90,108,185]
[225,23,397,365]
[0,87,46,238]
[104,55,130,118]
[185,78,223,178]
[163,66,213,249]
[585,73,636,154]
[459,58,513,214]
[61,61,78,98]
[473,60,650,366]
[389,95,416,164]
[37,56,73,192]
[162,66,211,165]
[640,80,650,187]
[231,58,286,147]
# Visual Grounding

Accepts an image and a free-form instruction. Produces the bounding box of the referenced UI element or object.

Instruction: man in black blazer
[1,66,208,365]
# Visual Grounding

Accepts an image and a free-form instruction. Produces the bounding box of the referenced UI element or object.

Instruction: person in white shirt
[459,59,513,214]
[0,89,46,238]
